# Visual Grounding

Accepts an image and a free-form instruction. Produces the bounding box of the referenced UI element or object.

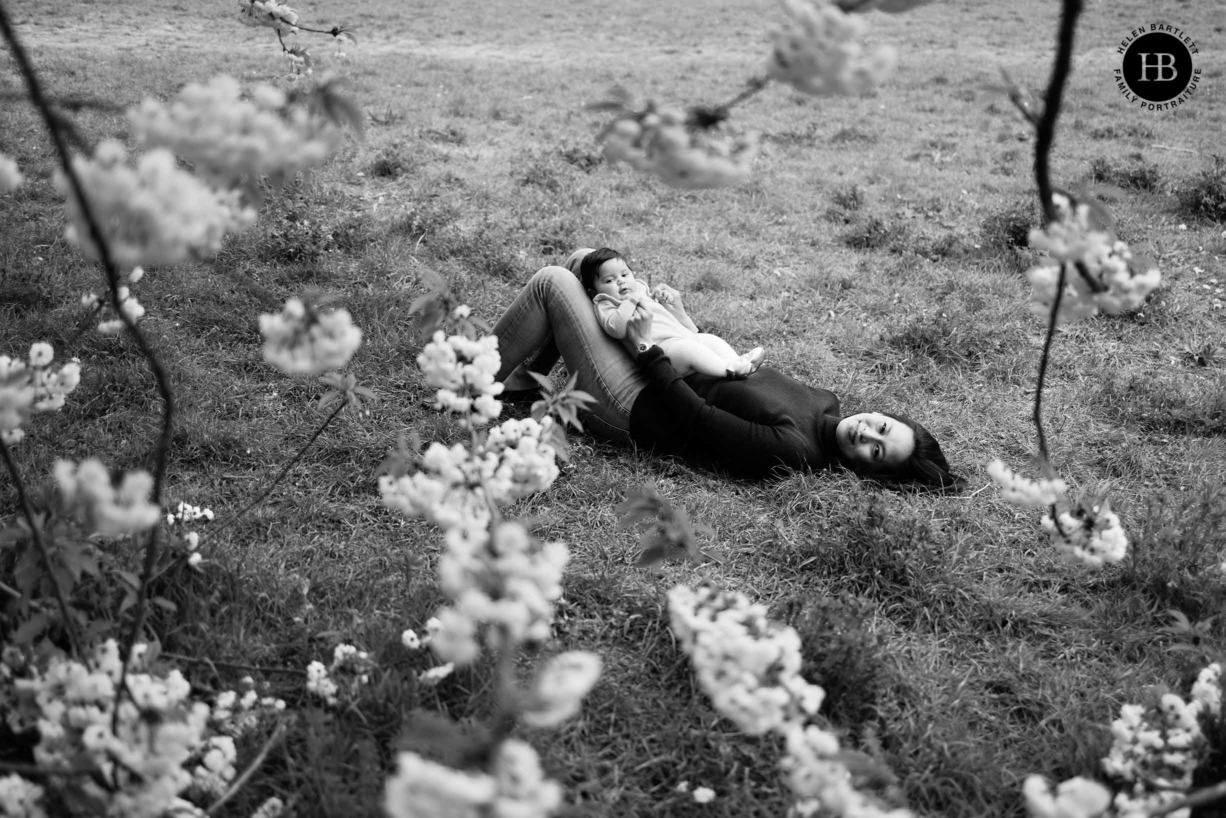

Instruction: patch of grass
[1114,480,1226,623]
[1092,370,1226,438]
[1174,156,1226,223]
[842,216,909,251]
[1089,154,1162,192]
[980,200,1038,254]
[774,592,890,733]
[368,142,414,179]
[831,126,879,146]
[883,309,1018,369]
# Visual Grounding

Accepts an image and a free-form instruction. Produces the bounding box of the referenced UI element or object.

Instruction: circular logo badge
[1120,32,1194,102]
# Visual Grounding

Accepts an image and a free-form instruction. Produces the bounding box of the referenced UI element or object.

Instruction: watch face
[638,343,649,353]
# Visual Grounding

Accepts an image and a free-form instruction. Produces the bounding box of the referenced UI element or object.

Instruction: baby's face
[594,259,636,298]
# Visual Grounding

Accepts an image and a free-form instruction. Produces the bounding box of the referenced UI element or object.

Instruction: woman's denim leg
[492,266,647,442]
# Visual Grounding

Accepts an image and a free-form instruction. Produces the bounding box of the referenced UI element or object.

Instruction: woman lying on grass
[492,248,962,488]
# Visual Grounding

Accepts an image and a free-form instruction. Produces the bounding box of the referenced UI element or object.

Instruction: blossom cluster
[986,459,1067,508]
[0,152,24,193]
[56,140,255,269]
[305,643,373,706]
[0,641,280,818]
[1025,193,1161,324]
[520,651,603,728]
[236,0,299,35]
[427,521,571,664]
[987,459,1128,568]
[417,329,504,425]
[1102,663,1220,818]
[1023,663,1222,818]
[766,0,898,97]
[129,75,344,189]
[260,297,362,375]
[669,585,910,817]
[385,739,562,818]
[379,416,560,530]
[1040,503,1128,569]
[0,343,82,445]
[602,109,761,190]
[54,458,162,538]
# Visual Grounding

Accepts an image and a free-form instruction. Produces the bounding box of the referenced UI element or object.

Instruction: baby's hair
[578,247,624,297]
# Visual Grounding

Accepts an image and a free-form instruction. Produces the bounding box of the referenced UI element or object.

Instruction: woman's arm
[623,312,809,476]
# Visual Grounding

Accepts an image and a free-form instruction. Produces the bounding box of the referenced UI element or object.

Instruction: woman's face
[836,412,915,470]
[593,259,637,298]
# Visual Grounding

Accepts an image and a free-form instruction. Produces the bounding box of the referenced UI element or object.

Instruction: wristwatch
[636,342,650,354]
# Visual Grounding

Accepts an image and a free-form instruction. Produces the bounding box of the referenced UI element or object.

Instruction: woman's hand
[623,302,655,354]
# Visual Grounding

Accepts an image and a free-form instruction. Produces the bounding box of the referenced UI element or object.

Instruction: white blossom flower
[987,459,1067,508]
[1022,775,1111,818]
[418,662,455,687]
[384,751,497,818]
[56,141,254,269]
[1025,193,1161,324]
[54,459,161,537]
[0,153,24,193]
[521,651,602,728]
[1041,504,1128,568]
[260,297,362,375]
[692,786,716,804]
[129,74,343,188]
[766,0,897,96]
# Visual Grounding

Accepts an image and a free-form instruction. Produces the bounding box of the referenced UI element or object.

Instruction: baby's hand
[651,284,680,307]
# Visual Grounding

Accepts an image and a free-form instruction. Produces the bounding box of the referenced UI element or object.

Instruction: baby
[578,248,764,379]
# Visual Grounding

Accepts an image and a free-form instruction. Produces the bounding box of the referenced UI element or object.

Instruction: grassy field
[2,0,1226,815]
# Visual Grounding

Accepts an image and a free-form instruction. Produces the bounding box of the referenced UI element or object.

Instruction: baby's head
[578,247,635,298]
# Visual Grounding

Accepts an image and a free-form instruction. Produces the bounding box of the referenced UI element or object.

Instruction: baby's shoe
[743,347,765,375]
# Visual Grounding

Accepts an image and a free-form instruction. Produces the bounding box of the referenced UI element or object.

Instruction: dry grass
[1,0,1225,815]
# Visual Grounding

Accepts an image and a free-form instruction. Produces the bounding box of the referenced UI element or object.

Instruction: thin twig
[159,650,307,676]
[1148,143,1199,155]
[199,400,347,551]
[1028,0,1083,468]
[206,721,288,816]
[0,436,82,655]
[716,75,770,114]
[1148,780,1226,817]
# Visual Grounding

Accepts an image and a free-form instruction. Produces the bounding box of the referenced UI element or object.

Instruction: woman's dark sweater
[626,346,843,478]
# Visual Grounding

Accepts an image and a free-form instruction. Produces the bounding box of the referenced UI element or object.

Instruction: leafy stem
[0,435,82,655]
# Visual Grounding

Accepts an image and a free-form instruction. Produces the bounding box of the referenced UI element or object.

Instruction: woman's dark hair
[577,247,624,297]
[878,412,964,490]
[842,411,963,490]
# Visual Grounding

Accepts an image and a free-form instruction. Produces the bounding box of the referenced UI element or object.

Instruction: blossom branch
[0,435,82,655]
[1148,780,1226,817]
[1027,0,1084,467]
[0,5,182,716]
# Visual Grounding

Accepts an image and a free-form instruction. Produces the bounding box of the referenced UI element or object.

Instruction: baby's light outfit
[593,280,692,345]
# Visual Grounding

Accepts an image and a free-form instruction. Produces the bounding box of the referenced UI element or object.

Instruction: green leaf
[634,542,672,568]
[12,612,50,646]
[151,597,178,614]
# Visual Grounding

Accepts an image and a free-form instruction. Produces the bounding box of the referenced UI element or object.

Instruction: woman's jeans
[492,266,648,443]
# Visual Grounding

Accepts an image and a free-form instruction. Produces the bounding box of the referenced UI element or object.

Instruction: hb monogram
[1136,52,1178,82]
